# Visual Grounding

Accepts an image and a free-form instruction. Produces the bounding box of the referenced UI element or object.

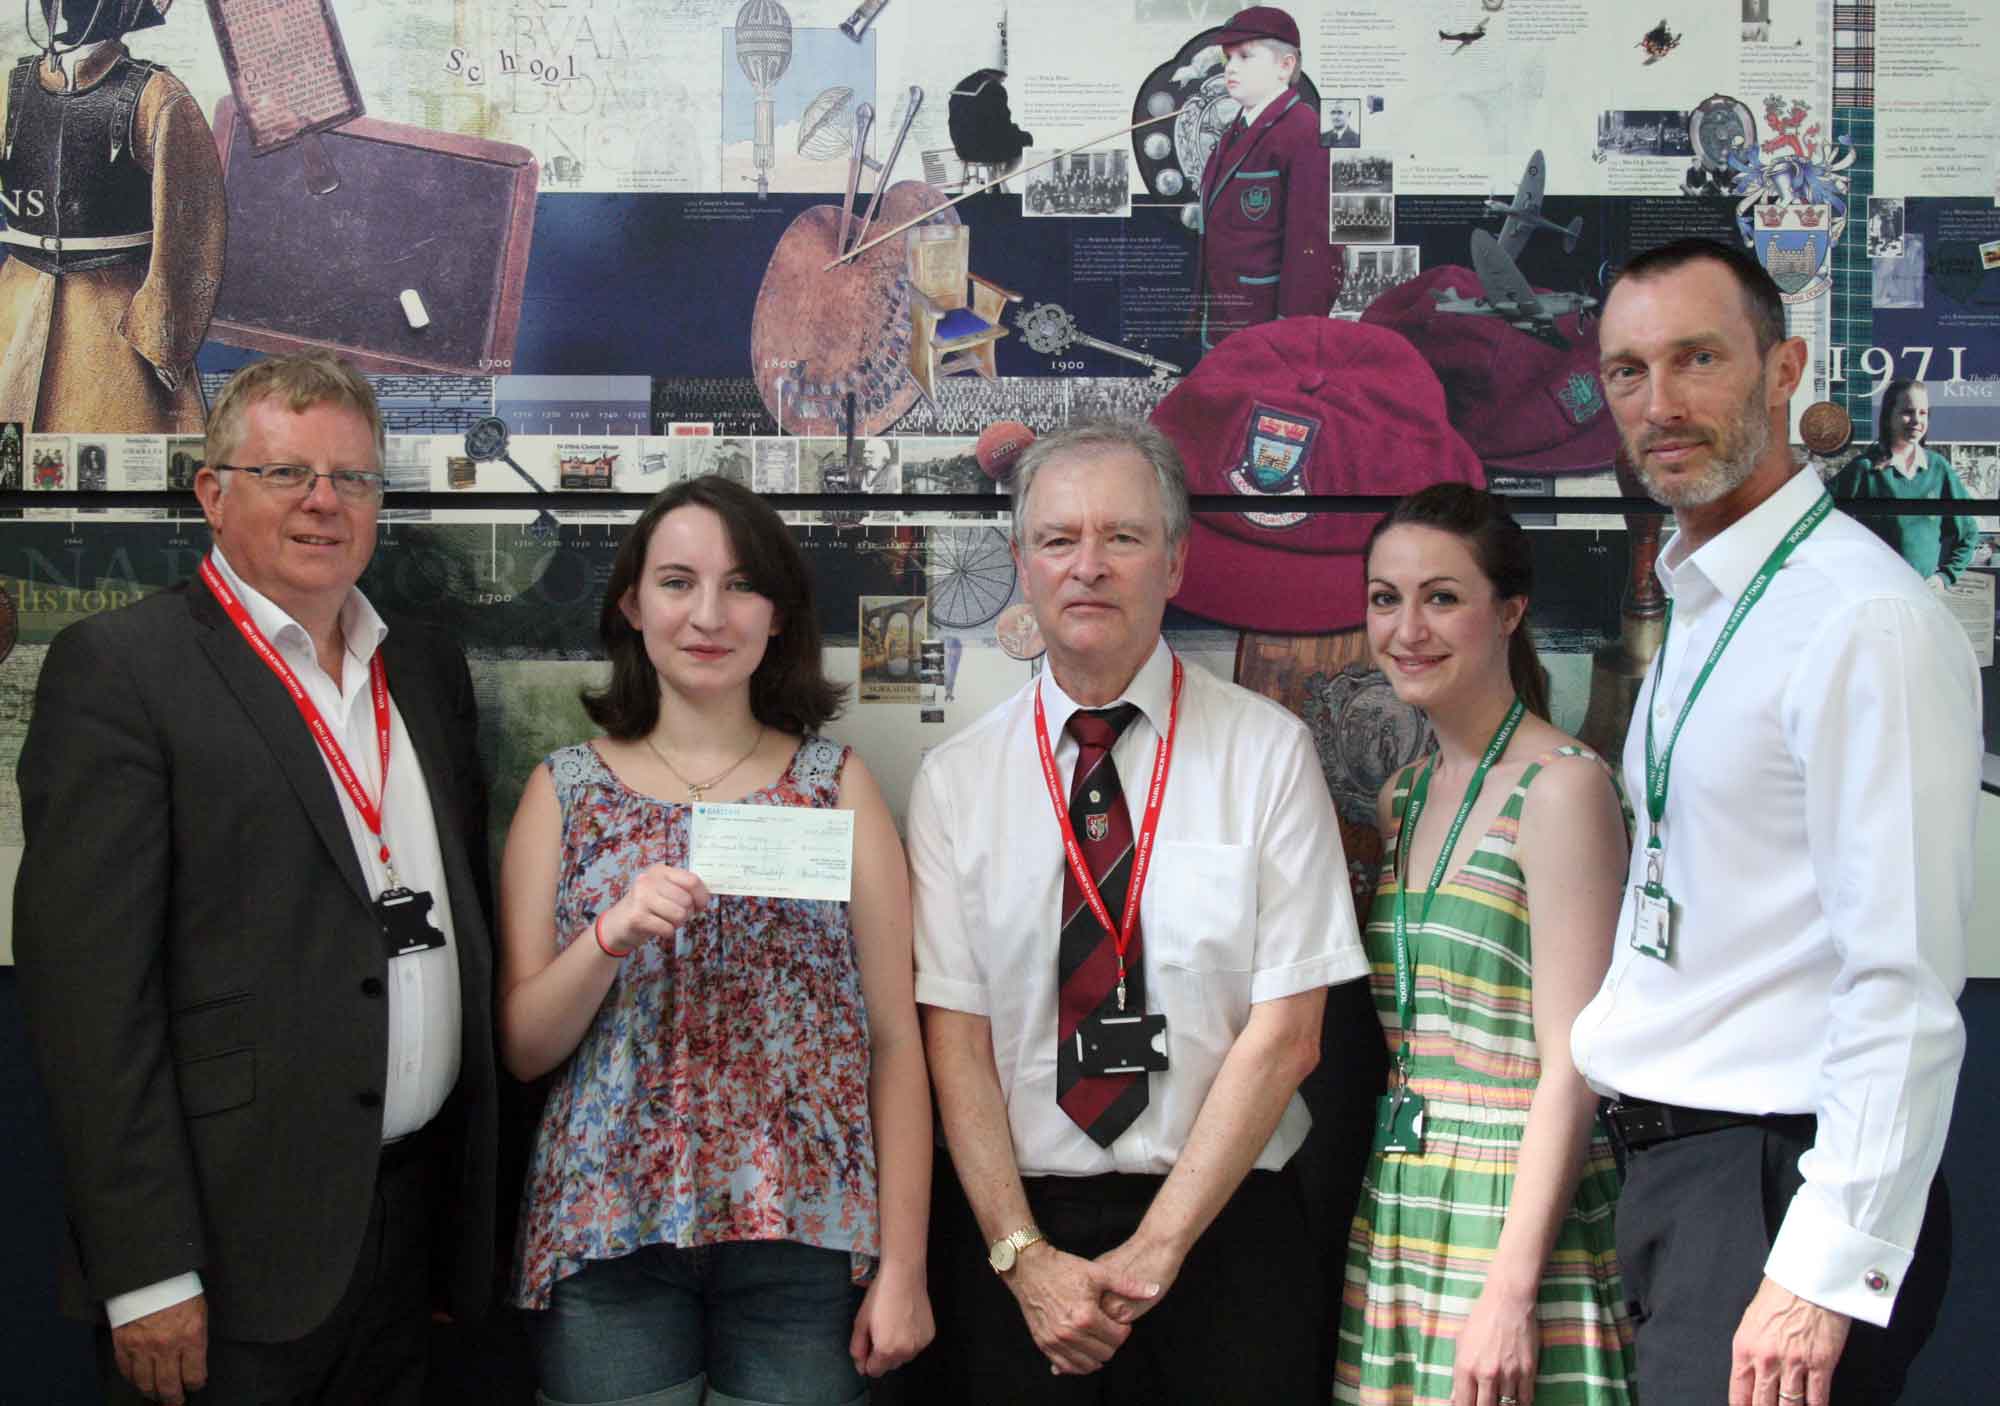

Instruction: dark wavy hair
[1364,483,1550,720]
[582,475,846,739]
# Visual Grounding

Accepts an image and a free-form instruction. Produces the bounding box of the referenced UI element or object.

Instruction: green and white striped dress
[1334,747,1635,1405]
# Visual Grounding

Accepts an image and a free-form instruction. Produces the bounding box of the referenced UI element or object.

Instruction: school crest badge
[1553,371,1606,426]
[1225,404,1318,528]
[1752,202,1833,302]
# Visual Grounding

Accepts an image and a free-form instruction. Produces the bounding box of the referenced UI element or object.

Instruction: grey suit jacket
[13,578,497,1342]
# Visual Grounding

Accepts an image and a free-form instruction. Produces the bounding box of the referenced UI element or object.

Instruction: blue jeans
[533,1240,867,1406]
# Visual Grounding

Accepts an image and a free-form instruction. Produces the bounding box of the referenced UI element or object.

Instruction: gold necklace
[645,724,765,802]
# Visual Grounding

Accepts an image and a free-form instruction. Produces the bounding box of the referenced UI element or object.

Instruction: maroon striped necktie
[1056,704,1147,1146]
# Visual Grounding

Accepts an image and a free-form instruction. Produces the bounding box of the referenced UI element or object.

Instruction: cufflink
[1863,1268,1891,1295]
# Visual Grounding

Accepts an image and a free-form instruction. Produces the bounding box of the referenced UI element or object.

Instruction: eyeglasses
[211,463,386,502]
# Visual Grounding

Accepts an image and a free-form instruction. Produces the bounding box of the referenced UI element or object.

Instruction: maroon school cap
[1361,265,1618,475]
[1151,316,1484,633]
[1212,6,1302,50]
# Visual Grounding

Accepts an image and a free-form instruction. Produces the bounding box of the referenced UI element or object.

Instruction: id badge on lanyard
[1635,491,1831,963]
[200,555,444,961]
[1034,657,1183,1069]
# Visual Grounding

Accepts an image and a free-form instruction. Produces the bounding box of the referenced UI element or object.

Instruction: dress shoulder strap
[788,734,851,806]
[545,741,613,813]
[1509,744,1634,839]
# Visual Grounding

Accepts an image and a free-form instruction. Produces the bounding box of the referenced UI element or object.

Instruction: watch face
[989,1238,1015,1272]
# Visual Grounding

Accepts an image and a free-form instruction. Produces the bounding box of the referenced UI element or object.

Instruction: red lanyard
[1032,655,1183,1001]
[199,555,400,886]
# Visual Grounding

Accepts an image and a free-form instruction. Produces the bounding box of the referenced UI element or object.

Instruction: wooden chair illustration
[905,224,1020,401]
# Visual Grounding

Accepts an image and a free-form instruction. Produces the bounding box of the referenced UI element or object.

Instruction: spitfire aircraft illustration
[1439,19,1489,53]
[1482,150,1582,258]
[1431,228,1597,349]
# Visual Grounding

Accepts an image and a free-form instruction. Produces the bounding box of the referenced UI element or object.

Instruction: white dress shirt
[1571,467,1980,1326]
[1237,91,1279,131]
[107,548,462,1328]
[911,639,1366,1178]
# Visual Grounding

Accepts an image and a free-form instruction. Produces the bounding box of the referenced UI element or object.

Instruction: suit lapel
[380,631,462,871]
[1206,121,1248,207]
[379,629,488,964]
[187,580,372,906]
[1205,91,1299,215]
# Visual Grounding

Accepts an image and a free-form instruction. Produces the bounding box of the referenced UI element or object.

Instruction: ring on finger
[1778,1394,1806,1404]
[1498,1397,1519,1405]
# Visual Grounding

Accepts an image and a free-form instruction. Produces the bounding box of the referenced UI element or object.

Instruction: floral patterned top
[511,736,877,1309]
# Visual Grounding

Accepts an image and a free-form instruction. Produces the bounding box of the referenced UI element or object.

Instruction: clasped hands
[1004,1236,1177,1376]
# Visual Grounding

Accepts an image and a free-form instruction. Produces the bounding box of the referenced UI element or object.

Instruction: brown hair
[1364,483,1550,720]
[1877,378,1927,449]
[582,475,846,739]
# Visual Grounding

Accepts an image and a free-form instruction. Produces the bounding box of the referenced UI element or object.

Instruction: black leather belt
[1603,1099,1816,1154]
[2,239,151,276]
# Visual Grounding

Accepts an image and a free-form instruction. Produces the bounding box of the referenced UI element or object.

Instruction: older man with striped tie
[910,419,1365,1404]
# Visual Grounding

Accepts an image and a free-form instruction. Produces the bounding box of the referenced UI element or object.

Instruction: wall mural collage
[0,0,1995,959]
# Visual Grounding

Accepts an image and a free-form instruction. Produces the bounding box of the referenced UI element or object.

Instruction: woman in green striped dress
[1335,486,1635,1406]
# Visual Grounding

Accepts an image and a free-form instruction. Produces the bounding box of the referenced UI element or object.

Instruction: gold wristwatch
[987,1224,1045,1273]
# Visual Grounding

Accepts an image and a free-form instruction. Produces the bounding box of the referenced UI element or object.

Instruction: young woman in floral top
[498,475,933,1406]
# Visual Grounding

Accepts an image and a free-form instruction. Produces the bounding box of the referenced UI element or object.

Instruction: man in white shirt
[1577,237,1978,1406]
[912,419,1366,1402]
[14,353,497,1405]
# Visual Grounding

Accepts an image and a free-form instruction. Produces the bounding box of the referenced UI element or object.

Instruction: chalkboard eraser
[400,288,430,330]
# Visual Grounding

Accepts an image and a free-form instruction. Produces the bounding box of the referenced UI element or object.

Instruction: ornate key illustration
[1013,302,1181,379]
[464,416,560,538]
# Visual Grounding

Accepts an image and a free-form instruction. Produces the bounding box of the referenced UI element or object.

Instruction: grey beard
[1634,378,1771,509]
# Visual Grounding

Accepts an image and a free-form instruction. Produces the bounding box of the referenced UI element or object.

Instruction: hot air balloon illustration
[735,0,794,197]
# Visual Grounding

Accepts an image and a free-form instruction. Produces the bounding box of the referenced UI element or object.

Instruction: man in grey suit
[14,353,497,1404]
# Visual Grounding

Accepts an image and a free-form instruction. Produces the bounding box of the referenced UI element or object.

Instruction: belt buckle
[1604,1099,1657,1154]
[38,233,60,253]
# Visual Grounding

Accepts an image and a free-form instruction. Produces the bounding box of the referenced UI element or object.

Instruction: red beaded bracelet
[594,912,627,959]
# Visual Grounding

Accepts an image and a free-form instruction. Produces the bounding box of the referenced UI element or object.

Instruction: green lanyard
[1639,491,1832,895]
[1391,696,1526,1078]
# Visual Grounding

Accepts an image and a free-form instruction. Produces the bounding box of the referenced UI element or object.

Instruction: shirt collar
[41,40,126,92]
[1037,637,1174,745]
[208,545,387,666]
[1654,466,1827,604]
[1239,89,1289,130]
